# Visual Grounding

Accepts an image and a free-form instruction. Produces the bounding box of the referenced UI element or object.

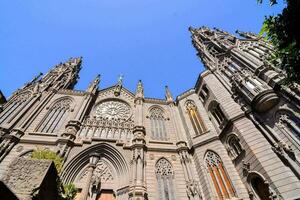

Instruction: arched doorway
[62,143,129,200]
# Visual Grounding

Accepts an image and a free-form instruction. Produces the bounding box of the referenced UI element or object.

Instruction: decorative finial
[135,80,144,99]
[165,85,173,103]
[118,74,124,85]
[114,74,123,96]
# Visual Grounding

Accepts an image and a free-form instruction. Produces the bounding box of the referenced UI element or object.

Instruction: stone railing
[77,117,134,141]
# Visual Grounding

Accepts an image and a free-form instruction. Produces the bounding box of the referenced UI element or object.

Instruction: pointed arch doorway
[62,143,130,200]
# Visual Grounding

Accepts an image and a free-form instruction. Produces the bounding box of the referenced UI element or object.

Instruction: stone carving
[80,160,114,184]
[155,158,173,177]
[205,151,222,167]
[95,101,131,120]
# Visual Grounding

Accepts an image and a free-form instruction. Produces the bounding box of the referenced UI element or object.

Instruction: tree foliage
[258,0,300,84]
[31,149,63,173]
[31,149,77,200]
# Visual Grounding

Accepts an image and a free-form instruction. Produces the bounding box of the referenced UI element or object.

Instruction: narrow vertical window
[150,107,167,140]
[209,101,226,127]
[0,91,31,124]
[36,98,72,133]
[205,151,235,199]
[186,101,207,135]
[155,158,176,200]
[227,135,243,159]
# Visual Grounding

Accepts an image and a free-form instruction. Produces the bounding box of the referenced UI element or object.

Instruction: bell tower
[189,26,281,112]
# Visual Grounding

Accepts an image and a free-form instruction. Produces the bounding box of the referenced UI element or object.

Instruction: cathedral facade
[0,27,300,200]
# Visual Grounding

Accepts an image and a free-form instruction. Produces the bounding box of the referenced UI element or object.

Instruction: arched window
[186,101,207,135]
[248,173,272,200]
[208,101,226,128]
[205,151,235,199]
[0,91,31,124]
[150,107,167,140]
[227,134,243,159]
[155,158,176,200]
[276,111,300,142]
[36,98,72,133]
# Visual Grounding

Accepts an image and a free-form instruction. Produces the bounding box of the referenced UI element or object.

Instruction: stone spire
[165,85,173,103]
[22,72,43,89]
[87,74,100,94]
[40,57,82,90]
[114,74,123,96]
[235,30,261,40]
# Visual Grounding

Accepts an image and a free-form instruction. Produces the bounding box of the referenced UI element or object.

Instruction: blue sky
[0,0,284,99]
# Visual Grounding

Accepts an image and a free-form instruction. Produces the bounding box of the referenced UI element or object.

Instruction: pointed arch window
[186,101,207,135]
[247,173,273,200]
[150,107,168,140]
[155,158,176,200]
[0,91,31,124]
[208,101,226,128]
[227,134,243,159]
[205,151,235,200]
[36,98,72,133]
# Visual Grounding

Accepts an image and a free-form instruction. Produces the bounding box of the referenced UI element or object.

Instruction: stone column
[129,126,147,200]
[177,141,202,200]
[80,153,100,200]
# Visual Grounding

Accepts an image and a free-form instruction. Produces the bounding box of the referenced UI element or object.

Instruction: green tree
[31,149,77,200]
[258,0,300,84]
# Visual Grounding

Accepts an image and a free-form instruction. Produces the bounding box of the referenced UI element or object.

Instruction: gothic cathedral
[1,27,300,200]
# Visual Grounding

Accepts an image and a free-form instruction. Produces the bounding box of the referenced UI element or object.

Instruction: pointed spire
[22,72,43,89]
[40,57,83,90]
[235,30,260,40]
[87,74,100,93]
[165,85,173,103]
[135,80,144,99]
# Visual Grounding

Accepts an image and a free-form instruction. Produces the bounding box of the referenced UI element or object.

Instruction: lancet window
[208,101,226,127]
[186,101,207,135]
[150,107,168,140]
[205,151,235,199]
[227,134,243,159]
[199,85,210,102]
[36,98,72,133]
[155,158,176,200]
[0,91,31,124]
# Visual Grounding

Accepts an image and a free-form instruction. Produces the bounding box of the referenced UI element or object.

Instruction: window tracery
[186,100,207,135]
[155,158,176,200]
[0,91,32,124]
[205,151,235,199]
[150,107,168,140]
[36,98,72,133]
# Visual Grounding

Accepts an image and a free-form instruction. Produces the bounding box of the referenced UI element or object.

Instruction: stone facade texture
[0,27,300,200]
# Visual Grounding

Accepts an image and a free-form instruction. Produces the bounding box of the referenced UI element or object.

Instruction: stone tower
[0,27,300,200]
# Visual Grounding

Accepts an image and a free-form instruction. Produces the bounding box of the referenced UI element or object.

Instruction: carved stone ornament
[79,160,114,184]
[95,101,131,120]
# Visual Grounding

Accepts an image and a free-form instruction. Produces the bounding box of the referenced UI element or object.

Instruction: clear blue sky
[0,0,284,99]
